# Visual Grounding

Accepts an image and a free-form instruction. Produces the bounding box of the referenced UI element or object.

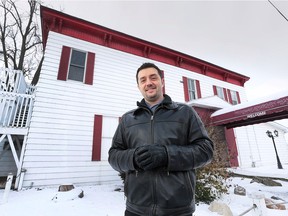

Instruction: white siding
[23,31,278,187]
[234,123,288,168]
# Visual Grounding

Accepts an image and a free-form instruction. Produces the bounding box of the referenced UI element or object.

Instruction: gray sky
[43,0,288,102]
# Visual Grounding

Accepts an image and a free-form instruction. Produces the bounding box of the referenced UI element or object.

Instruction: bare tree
[0,0,43,82]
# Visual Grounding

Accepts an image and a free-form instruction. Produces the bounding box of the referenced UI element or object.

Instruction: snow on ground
[0,165,288,216]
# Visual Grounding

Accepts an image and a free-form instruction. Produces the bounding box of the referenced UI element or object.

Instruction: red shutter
[223,88,228,102]
[57,46,71,81]
[213,85,217,95]
[236,91,241,103]
[195,80,202,99]
[85,52,95,85]
[182,76,189,102]
[92,115,103,161]
[161,70,165,95]
[227,89,232,104]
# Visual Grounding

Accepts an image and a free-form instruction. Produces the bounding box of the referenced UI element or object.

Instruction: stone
[271,196,285,201]
[208,201,233,216]
[234,185,246,196]
[265,198,286,210]
[58,184,75,192]
[52,187,84,202]
[250,177,282,187]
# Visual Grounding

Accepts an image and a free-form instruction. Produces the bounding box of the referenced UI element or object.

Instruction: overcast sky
[43,0,288,101]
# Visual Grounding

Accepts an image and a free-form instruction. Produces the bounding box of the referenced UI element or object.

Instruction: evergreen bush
[195,124,231,204]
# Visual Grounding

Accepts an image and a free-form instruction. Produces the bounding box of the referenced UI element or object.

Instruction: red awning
[211,92,288,129]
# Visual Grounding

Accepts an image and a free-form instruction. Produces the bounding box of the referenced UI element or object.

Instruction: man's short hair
[136,62,163,84]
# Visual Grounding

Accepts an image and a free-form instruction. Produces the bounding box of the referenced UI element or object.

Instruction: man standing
[109,62,214,216]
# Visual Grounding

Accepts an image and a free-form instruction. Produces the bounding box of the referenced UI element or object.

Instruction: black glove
[134,145,168,171]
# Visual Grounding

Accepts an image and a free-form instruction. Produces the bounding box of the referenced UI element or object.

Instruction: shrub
[195,125,231,204]
[195,164,229,204]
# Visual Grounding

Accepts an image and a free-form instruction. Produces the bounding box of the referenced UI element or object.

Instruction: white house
[0,6,287,190]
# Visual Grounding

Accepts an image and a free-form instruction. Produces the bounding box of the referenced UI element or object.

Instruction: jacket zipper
[150,113,157,215]
[150,114,154,143]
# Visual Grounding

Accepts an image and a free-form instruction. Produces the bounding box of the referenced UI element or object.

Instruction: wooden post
[1,173,13,204]
[249,192,268,216]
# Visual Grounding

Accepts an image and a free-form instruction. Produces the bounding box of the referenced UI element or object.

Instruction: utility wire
[268,0,288,22]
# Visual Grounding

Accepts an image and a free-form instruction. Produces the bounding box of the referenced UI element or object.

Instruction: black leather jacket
[109,95,214,216]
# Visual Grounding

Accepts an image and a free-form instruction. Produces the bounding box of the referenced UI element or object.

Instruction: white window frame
[230,90,239,105]
[216,86,225,100]
[187,78,197,100]
[67,49,87,82]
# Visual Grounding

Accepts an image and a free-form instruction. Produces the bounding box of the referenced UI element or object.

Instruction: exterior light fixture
[266,130,283,169]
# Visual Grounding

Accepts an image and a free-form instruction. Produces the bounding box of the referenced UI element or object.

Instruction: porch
[0,68,36,189]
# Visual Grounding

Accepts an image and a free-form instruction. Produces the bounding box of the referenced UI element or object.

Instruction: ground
[0,166,287,216]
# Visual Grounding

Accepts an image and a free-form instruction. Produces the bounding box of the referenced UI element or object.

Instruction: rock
[234,186,246,196]
[208,201,233,216]
[265,198,286,210]
[250,177,282,186]
[271,196,285,201]
[52,185,84,202]
[78,190,84,198]
[58,184,75,192]
[114,188,122,192]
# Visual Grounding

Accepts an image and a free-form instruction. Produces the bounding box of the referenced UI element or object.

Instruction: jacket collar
[134,94,178,115]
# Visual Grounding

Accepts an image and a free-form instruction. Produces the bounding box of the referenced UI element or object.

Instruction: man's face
[137,67,164,105]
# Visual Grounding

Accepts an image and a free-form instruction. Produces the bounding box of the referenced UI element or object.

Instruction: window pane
[68,65,84,82]
[71,50,86,66]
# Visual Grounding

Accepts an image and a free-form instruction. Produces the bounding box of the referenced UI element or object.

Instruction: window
[187,78,196,100]
[230,90,238,105]
[57,46,95,85]
[216,86,225,100]
[213,85,228,101]
[228,89,241,105]
[68,49,86,82]
[161,70,165,95]
[182,77,202,102]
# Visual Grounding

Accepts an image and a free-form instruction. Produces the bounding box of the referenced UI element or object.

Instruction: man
[108,62,214,216]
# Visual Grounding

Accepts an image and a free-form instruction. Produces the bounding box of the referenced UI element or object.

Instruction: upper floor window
[228,89,241,105]
[216,86,225,100]
[68,49,87,82]
[182,76,202,102]
[213,85,228,102]
[187,78,197,100]
[57,46,95,85]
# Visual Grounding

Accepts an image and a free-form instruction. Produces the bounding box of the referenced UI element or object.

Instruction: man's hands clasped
[134,144,168,171]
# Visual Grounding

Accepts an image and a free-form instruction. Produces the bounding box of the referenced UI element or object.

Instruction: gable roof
[40,5,249,87]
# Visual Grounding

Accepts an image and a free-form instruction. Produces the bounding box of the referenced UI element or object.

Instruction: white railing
[0,92,35,128]
[0,68,27,94]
